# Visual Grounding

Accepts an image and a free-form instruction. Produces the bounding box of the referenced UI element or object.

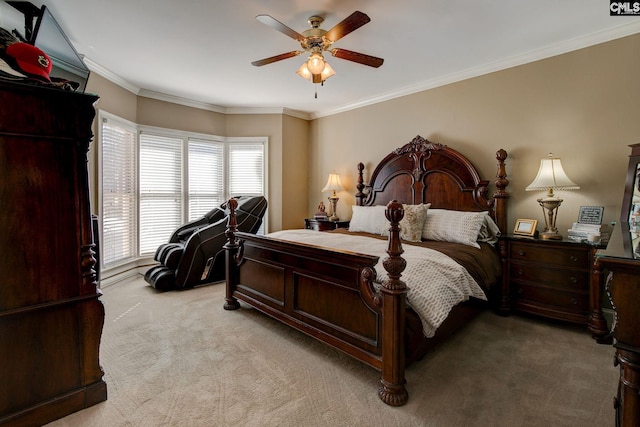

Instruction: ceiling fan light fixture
[306,52,326,74]
[296,61,335,83]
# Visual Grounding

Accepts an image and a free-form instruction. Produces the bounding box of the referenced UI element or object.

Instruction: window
[139,133,183,255]
[188,139,224,220]
[98,111,267,270]
[228,140,265,196]
[99,115,137,267]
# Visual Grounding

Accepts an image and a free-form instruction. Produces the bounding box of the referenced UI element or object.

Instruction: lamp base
[327,195,339,223]
[539,231,562,240]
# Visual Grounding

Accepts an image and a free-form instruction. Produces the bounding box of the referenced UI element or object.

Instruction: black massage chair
[144,196,267,291]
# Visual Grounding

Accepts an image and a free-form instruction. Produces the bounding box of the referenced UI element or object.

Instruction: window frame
[97,110,268,275]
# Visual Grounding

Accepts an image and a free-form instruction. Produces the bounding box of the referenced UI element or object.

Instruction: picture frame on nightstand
[513,218,538,237]
[577,206,604,225]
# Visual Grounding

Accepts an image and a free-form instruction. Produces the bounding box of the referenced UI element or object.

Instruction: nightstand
[304,218,350,231]
[500,235,608,341]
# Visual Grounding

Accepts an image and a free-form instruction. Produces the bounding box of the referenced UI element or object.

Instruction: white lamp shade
[526,156,579,192]
[320,62,335,81]
[296,62,312,80]
[322,173,345,192]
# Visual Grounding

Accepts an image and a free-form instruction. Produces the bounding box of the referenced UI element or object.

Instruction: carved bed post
[493,149,511,314]
[493,149,509,234]
[223,198,240,310]
[378,200,409,406]
[493,148,509,234]
[355,162,366,206]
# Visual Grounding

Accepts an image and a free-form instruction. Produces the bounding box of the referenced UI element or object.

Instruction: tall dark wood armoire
[0,80,106,426]
[594,143,640,427]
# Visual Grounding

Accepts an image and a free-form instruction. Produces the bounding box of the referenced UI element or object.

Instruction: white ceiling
[4,1,640,118]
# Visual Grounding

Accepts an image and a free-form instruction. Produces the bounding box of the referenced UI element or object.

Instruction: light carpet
[47,277,618,427]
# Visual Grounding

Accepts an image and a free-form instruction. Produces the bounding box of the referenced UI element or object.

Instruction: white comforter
[267,229,487,338]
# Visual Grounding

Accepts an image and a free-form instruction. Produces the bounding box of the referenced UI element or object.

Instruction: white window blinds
[229,143,265,196]
[188,139,224,220]
[101,118,137,267]
[139,133,183,256]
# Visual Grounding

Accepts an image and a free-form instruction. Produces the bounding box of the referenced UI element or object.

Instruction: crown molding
[84,58,311,119]
[310,20,640,119]
[137,89,227,113]
[225,107,310,120]
[83,57,140,95]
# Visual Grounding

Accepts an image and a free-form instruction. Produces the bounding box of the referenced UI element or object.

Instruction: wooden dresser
[500,236,608,341]
[0,81,106,425]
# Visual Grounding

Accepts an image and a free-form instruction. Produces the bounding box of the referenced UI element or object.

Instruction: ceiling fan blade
[330,48,384,68]
[256,15,305,42]
[324,11,370,43]
[251,51,301,67]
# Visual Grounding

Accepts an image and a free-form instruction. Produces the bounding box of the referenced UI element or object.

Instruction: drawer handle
[570,298,578,305]
[518,250,525,256]
[569,276,577,283]
[570,256,578,262]
[517,269,524,276]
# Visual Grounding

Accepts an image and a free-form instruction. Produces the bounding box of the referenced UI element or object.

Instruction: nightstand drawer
[513,284,589,313]
[509,262,589,291]
[509,243,589,267]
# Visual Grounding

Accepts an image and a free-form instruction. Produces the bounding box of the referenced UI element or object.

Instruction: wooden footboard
[224,199,410,406]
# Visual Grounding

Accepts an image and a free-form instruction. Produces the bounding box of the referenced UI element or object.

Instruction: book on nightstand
[567,222,613,244]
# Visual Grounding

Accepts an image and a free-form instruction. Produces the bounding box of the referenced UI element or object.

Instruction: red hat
[5,42,52,81]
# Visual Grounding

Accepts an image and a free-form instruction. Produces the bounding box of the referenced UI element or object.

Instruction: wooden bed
[223,135,509,406]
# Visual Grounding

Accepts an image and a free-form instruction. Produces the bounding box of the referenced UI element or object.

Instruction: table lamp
[525,153,579,240]
[322,172,345,221]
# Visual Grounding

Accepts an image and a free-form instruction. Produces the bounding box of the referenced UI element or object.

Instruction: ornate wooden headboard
[355,135,510,233]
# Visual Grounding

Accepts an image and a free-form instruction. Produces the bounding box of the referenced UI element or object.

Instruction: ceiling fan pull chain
[315,86,317,99]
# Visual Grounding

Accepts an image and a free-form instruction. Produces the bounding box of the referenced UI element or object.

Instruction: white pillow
[478,215,501,245]
[421,209,488,248]
[381,203,431,242]
[349,205,388,235]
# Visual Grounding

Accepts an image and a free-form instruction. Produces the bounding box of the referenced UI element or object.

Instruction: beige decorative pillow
[381,203,430,242]
[348,205,388,235]
[421,209,488,248]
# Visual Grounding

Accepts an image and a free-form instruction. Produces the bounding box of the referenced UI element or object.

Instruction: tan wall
[310,34,640,236]
[282,115,310,229]
[136,97,226,135]
[87,74,138,122]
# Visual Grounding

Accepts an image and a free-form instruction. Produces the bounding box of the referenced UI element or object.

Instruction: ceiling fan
[251,11,384,86]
